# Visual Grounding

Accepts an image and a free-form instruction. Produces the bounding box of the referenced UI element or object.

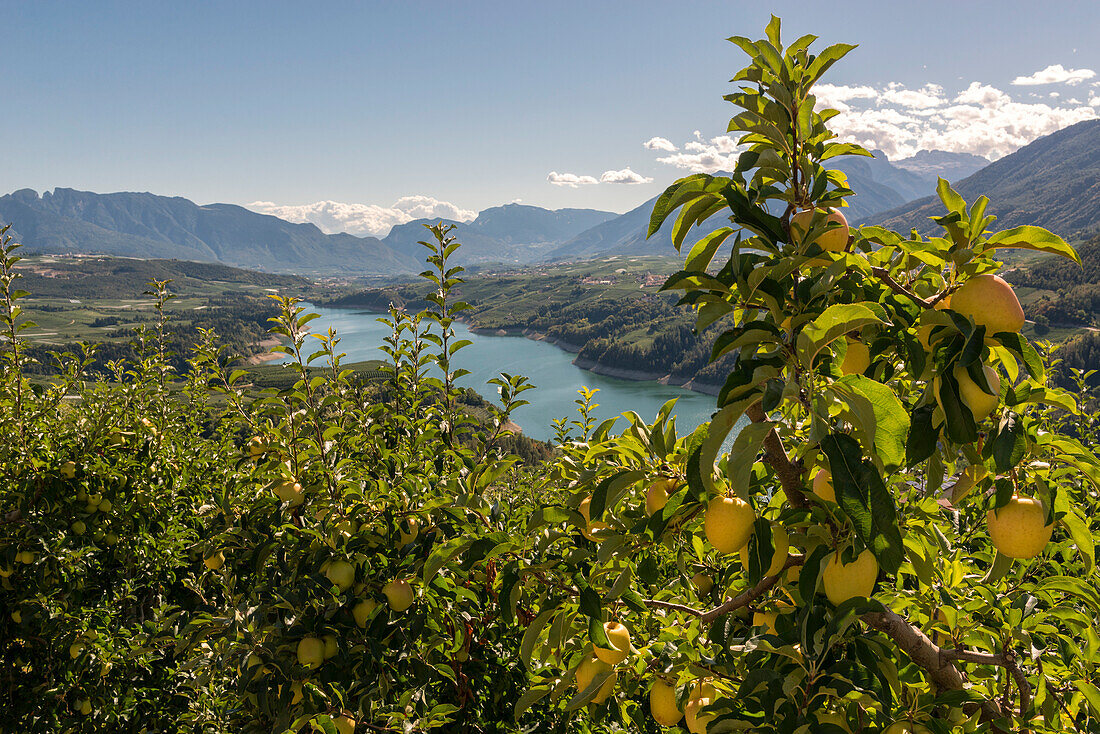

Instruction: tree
[506,18,1100,734]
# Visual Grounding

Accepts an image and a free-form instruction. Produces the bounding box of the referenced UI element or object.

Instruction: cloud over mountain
[245,196,476,238]
[1012,64,1096,86]
[547,167,653,187]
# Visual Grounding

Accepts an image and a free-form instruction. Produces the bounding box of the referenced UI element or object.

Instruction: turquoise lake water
[278,306,723,442]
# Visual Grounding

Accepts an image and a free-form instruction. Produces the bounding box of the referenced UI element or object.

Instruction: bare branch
[643,555,805,623]
[745,402,809,509]
[869,266,932,309]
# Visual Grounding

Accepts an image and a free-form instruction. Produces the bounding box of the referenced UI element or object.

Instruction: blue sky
[3,1,1099,236]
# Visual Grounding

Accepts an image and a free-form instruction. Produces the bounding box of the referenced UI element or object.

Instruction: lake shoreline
[462,322,724,397]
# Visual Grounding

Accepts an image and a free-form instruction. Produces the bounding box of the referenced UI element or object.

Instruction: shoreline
[460,321,724,397]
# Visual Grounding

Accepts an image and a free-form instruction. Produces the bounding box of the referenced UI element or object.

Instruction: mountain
[381,203,616,264]
[549,153,944,261]
[0,188,419,275]
[893,149,989,183]
[877,120,1100,238]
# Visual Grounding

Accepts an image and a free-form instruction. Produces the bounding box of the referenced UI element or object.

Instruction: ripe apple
[649,678,683,726]
[97,498,112,513]
[353,599,378,627]
[296,636,325,670]
[753,609,779,634]
[739,522,789,578]
[107,431,126,447]
[987,495,1054,559]
[273,480,305,507]
[11,610,21,623]
[691,572,714,594]
[704,496,755,553]
[18,551,34,565]
[790,208,850,260]
[646,478,677,516]
[398,516,420,546]
[822,549,879,605]
[885,722,933,734]
[321,634,338,659]
[71,520,87,536]
[949,274,1025,338]
[575,654,616,703]
[954,363,1000,421]
[684,696,715,734]
[60,461,77,479]
[383,579,415,612]
[247,436,269,458]
[578,497,610,543]
[840,338,870,376]
[78,699,93,715]
[594,621,631,665]
[0,564,12,578]
[204,551,225,571]
[324,560,355,592]
[812,470,836,504]
[689,679,716,701]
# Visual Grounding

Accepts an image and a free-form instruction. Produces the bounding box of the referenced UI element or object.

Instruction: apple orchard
[2,17,1100,734]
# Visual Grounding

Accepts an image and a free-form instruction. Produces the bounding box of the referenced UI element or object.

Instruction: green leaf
[1054,489,1094,573]
[935,178,967,216]
[1077,680,1100,717]
[520,607,557,671]
[991,412,1026,473]
[684,227,735,272]
[833,375,910,470]
[983,225,1080,264]
[821,433,903,573]
[796,303,888,369]
[698,398,754,494]
[804,42,857,88]
[725,421,773,499]
[514,685,553,720]
[905,405,938,467]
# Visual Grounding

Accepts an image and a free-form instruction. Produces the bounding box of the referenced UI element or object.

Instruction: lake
[279,306,724,442]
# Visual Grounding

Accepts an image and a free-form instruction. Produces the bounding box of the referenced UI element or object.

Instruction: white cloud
[599,167,653,184]
[805,79,1098,160]
[547,171,599,187]
[643,136,678,152]
[1012,64,1096,86]
[653,131,745,173]
[246,196,476,238]
[547,167,654,187]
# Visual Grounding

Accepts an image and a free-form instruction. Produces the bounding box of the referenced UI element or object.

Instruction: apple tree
[505,18,1100,734]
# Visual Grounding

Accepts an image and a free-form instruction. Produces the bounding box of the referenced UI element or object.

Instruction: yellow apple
[822,549,879,605]
[885,722,933,734]
[296,636,325,669]
[594,621,631,665]
[689,679,716,701]
[646,478,677,516]
[790,208,850,258]
[740,522,789,578]
[71,520,86,536]
[685,696,715,734]
[203,550,225,570]
[691,572,714,594]
[247,436,269,458]
[383,579,415,612]
[107,431,126,447]
[812,470,836,504]
[753,609,779,634]
[97,498,112,513]
[353,599,378,627]
[575,654,616,703]
[949,274,1025,337]
[840,338,870,376]
[578,497,611,543]
[954,363,1000,421]
[397,516,420,546]
[78,699,93,715]
[649,678,683,726]
[0,564,12,578]
[273,480,304,507]
[60,461,77,479]
[70,642,85,659]
[704,496,755,553]
[324,560,355,591]
[18,551,34,565]
[987,495,1054,559]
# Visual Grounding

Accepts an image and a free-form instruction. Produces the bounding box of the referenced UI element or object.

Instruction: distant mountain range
[878,119,1100,238]
[5,127,1096,276]
[0,188,419,275]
